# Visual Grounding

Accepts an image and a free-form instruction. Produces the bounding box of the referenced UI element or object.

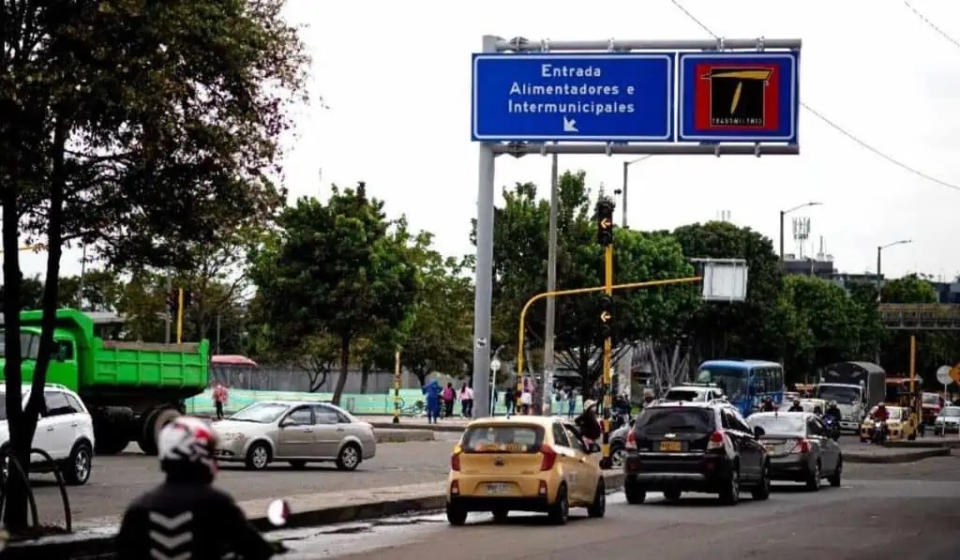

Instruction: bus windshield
[695,367,746,401]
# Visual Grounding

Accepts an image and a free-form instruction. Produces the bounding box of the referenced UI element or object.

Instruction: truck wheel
[139,408,181,455]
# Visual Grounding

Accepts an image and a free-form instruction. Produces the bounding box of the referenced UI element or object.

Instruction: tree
[399,233,473,386]
[880,274,957,382]
[1,0,305,530]
[482,172,698,396]
[249,186,419,405]
[672,221,783,364]
[882,274,938,304]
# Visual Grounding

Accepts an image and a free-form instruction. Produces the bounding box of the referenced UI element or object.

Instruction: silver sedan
[213,401,376,471]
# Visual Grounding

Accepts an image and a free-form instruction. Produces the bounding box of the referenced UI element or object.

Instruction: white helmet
[158,416,218,479]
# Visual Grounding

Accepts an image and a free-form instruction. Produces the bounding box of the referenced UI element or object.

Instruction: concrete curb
[844,447,951,464]
[883,439,960,449]
[3,472,626,558]
[370,421,465,433]
[375,429,435,443]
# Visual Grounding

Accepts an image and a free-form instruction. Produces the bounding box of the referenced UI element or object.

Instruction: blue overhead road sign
[678,52,799,143]
[472,54,674,142]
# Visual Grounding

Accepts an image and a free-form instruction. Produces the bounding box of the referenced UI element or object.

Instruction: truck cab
[815,383,865,431]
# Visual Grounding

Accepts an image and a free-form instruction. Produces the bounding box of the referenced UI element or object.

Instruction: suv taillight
[539,443,557,471]
[625,429,637,450]
[707,430,725,450]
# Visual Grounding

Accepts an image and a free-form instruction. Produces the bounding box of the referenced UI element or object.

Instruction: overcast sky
[26,0,960,282]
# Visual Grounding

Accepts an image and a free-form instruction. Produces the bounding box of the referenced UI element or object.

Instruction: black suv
[623,402,770,505]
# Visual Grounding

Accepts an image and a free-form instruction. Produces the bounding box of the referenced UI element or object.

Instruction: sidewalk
[842,439,953,463]
[359,415,471,433]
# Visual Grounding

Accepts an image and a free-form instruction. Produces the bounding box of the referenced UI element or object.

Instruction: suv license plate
[659,441,682,452]
[485,483,510,495]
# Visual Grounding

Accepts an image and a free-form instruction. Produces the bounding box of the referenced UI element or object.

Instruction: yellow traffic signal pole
[515,276,703,458]
[392,350,402,424]
[909,335,919,433]
[176,288,184,344]
[600,244,614,466]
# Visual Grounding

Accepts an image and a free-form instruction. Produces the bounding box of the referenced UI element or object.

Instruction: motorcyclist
[825,400,842,425]
[788,399,804,412]
[761,397,776,412]
[575,399,603,443]
[116,416,274,560]
[872,403,890,422]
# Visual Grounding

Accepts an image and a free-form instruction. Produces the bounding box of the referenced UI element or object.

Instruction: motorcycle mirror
[267,499,290,527]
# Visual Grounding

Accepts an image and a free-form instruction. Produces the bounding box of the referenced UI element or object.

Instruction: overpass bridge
[879,304,960,330]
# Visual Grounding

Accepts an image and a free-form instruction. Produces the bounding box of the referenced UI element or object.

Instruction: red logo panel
[694,63,780,132]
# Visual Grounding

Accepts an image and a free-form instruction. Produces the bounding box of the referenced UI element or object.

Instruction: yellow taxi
[859,405,918,442]
[446,416,605,525]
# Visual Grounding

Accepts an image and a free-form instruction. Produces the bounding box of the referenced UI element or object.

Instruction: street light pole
[779,201,823,271]
[621,156,653,228]
[877,240,913,303]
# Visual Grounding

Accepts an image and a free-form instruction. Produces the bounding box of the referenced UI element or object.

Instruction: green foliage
[249,185,419,404]
[882,274,938,304]
[484,171,698,393]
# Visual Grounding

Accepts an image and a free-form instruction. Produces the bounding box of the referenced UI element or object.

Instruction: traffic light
[599,294,613,339]
[596,198,615,246]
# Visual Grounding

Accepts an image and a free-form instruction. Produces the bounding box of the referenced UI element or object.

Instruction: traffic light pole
[601,243,614,468]
[176,288,184,344]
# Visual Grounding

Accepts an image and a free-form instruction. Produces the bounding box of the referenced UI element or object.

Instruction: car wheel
[663,487,682,502]
[64,442,93,486]
[829,457,842,488]
[610,443,627,468]
[719,466,740,505]
[492,508,509,522]
[587,479,606,518]
[446,503,467,526]
[245,442,271,471]
[751,461,771,501]
[806,461,822,492]
[289,460,307,469]
[336,443,361,471]
[548,484,569,525]
[625,478,646,505]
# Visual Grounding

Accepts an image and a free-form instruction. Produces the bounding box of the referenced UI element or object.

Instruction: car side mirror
[588,442,601,454]
[280,418,295,428]
[753,426,765,438]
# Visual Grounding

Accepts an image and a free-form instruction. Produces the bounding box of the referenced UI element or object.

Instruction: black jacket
[116,481,273,560]
[575,409,602,440]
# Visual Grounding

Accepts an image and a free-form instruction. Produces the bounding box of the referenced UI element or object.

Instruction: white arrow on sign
[562,116,578,132]
[937,365,952,386]
[490,358,502,372]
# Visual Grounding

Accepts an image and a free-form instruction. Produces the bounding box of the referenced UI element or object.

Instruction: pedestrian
[422,379,441,424]
[460,384,474,418]
[575,399,603,445]
[212,382,228,421]
[442,383,456,419]
[568,388,577,419]
[520,376,535,415]
[504,386,516,419]
[116,417,273,559]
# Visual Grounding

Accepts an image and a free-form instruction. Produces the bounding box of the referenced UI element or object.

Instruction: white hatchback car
[0,383,96,485]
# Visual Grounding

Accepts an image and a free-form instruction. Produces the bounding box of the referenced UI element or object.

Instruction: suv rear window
[634,407,714,436]
[462,425,544,453]
[664,389,703,402]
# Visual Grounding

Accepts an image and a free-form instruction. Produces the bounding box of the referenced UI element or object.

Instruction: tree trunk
[2,131,27,531]
[360,362,370,394]
[332,334,351,405]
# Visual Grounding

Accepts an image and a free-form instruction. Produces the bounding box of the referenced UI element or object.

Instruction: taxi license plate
[659,441,682,452]
[485,483,510,495]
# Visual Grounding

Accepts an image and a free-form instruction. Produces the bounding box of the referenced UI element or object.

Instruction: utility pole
[392,350,401,424]
[596,197,615,469]
[543,152,559,414]
[176,287,185,344]
[215,314,222,355]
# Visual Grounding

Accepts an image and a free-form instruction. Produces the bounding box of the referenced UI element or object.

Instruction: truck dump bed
[91,339,208,389]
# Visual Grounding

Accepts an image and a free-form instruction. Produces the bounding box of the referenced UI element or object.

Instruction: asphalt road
[272,455,960,560]
[28,439,457,525]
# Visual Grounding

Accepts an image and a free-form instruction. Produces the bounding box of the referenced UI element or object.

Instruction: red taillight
[626,429,637,450]
[707,430,725,450]
[539,443,557,471]
[451,448,462,471]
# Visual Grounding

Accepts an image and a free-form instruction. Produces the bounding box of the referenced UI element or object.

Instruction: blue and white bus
[695,360,785,417]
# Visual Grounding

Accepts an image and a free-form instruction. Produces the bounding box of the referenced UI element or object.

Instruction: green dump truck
[0,309,208,454]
